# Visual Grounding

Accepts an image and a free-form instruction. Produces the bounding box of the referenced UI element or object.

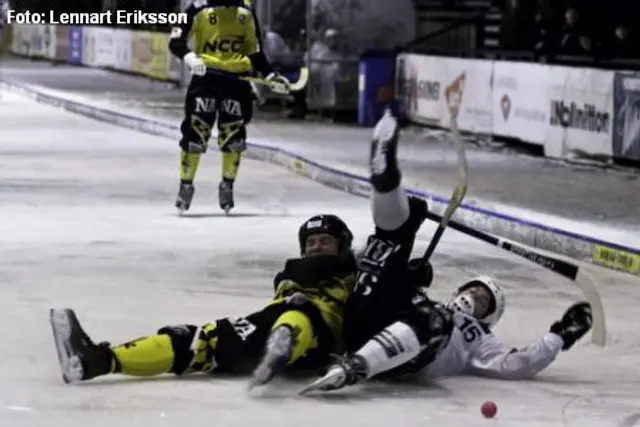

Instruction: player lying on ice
[48,111,431,387]
[301,110,594,394]
[50,212,357,386]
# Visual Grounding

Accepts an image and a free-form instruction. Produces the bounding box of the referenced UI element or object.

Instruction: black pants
[179,74,254,152]
[159,298,333,375]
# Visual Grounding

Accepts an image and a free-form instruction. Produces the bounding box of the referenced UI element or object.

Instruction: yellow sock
[180,151,201,182]
[221,152,241,181]
[272,310,317,365]
[111,335,175,377]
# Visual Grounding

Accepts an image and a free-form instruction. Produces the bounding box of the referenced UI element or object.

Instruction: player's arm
[244,7,274,77]
[273,257,354,299]
[467,333,563,380]
[169,0,209,76]
[168,1,201,60]
[467,302,592,380]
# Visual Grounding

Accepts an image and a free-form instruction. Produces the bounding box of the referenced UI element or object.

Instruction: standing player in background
[169,0,288,214]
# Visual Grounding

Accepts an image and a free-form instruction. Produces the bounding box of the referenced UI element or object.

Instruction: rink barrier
[1,79,639,277]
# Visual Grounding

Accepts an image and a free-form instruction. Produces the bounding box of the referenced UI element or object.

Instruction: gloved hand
[265,72,290,95]
[407,258,434,289]
[549,302,592,350]
[183,52,206,76]
[285,291,312,306]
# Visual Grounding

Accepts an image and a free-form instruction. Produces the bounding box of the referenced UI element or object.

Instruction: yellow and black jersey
[270,256,357,349]
[169,0,272,75]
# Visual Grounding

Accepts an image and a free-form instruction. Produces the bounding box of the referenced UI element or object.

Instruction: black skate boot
[218,179,234,215]
[175,182,195,214]
[248,325,293,389]
[369,108,401,193]
[50,308,114,383]
[300,354,368,394]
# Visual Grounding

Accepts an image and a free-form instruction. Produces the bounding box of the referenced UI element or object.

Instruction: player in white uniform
[304,275,593,392]
[423,277,592,380]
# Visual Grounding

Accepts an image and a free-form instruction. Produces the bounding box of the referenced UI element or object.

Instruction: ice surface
[1,89,639,427]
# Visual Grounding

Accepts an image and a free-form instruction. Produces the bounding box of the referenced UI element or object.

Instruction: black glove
[407,258,433,289]
[549,302,592,350]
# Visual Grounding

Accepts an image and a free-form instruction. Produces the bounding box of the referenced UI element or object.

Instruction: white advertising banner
[10,24,28,55]
[93,27,116,67]
[436,57,493,134]
[399,54,619,160]
[491,61,549,145]
[114,29,131,71]
[545,66,614,158]
[41,25,55,59]
[396,55,493,133]
[396,54,443,126]
[10,24,55,58]
[81,26,97,67]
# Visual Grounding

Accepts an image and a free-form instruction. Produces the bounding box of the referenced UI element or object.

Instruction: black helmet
[298,214,353,256]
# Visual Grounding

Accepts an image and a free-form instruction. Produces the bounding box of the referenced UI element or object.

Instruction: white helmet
[447,276,506,328]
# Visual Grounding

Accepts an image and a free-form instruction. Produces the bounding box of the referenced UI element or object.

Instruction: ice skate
[218,180,234,215]
[369,108,401,193]
[49,308,113,383]
[300,354,368,394]
[175,182,195,214]
[248,325,293,389]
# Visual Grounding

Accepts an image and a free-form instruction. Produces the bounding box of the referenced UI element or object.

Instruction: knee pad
[179,139,208,153]
[396,303,453,371]
[218,122,247,153]
[282,298,336,358]
[179,115,211,152]
[157,324,198,374]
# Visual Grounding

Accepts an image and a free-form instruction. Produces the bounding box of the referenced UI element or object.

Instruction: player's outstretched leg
[49,309,252,383]
[50,308,183,383]
[369,108,413,232]
[215,78,253,214]
[176,77,216,214]
[301,302,453,394]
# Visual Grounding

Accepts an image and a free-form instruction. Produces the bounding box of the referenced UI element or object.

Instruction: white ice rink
[1,89,639,427]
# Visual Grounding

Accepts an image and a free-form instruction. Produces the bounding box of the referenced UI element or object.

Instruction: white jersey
[422,312,564,380]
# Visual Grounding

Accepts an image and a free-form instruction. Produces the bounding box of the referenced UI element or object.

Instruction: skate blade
[299,377,333,395]
[49,309,84,384]
[298,382,322,395]
[175,201,189,216]
[299,368,346,395]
